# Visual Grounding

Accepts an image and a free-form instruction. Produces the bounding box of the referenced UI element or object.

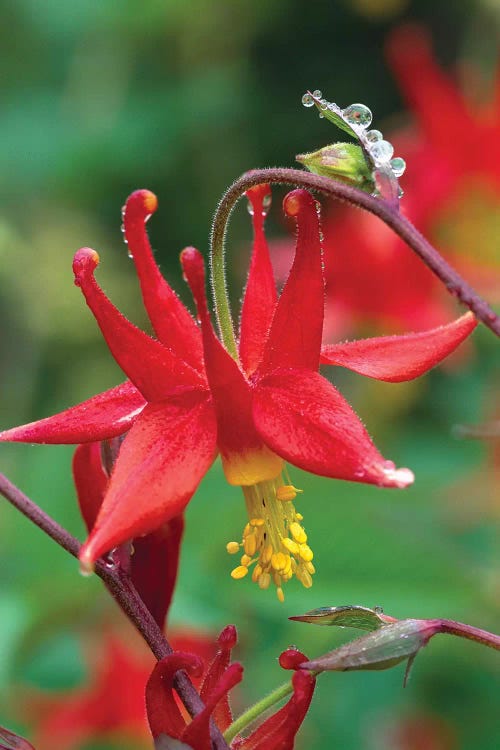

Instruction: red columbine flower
[0,186,476,600]
[146,626,315,750]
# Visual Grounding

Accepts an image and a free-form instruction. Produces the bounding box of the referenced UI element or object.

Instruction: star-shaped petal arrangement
[0,186,477,599]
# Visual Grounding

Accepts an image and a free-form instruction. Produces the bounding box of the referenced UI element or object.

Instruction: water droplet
[312,89,322,99]
[373,605,384,614]
[390,157,406,177]
[365,129,383,143]
[319,99,328,111]
[318,113,324,119]
[369,139,394,163]
[120,223,125,234]
[246,198,254,216]
[127,248,133,259]
[342,103,372,128]
[302,93,314,108]
[262,192,272,216]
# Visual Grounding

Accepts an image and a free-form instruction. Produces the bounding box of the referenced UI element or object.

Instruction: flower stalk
[210,168,500,337]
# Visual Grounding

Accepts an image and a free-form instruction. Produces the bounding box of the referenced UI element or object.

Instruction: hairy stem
[0,472,230,750]
[210,168,500,337]
[435,619,500,650]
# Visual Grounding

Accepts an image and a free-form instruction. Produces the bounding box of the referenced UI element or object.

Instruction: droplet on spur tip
[312,89,323,98]
[262,192,272,216]
[302,93,314,107]
[342,103,372,128]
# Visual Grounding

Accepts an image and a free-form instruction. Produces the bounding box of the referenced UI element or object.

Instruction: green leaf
[290,604,390,630]
[296,142,373,189]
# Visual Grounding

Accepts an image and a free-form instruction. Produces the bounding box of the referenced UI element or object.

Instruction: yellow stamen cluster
[226,476,315,601]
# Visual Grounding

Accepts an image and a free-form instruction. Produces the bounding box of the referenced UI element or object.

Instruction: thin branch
[210,167,500,337]
[0,472,231,750]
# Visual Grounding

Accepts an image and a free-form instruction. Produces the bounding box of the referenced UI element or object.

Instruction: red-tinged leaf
[386,25,477,161]
[253,368,414,488]
[123,190,204,372]
[236,670,315,750]
[260,190,324,375]
[73,248,203,402]
[0,382,145,445]
[239,185,277,375]
[146,653,204,740]
[73,442,108,531]
[182,663,243,750]
[199,625,238,732]
[79,391,217,570]
[181,247,282,486]
[131,515,185,630]
[320,312,477,382]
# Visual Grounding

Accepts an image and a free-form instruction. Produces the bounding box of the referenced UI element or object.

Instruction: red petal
[146,653,204,739]
[237,670,315,750]
[386,25,477,163]
[123,190,204,372]
[320,312,477,382]
[260,190,324,375]
[239,185,277,375]
[73,248,203,401]
[0,382,145,444]
[131,514,185,631]
[73,442,108,532]
[182,663,243,750]
[200,625,238,732]
[181,247,282,486]
[79,390,217,570]
[253,369,414,488]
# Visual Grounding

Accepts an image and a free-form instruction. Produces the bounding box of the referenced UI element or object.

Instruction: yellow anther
[295,513,304,521]
[244,534,257,556]
[243,523,252,538]
[226,542,240,555]
[252,564,263,582]
[300,569,313,588]
[250,518,265,526]
[271,552,287,571]
[276,586,285,603]
[276,485,302,502]
[240,554,252,566]
[258,572,271,589]
[262,544,273,564]
[281,537,299,555]
[306,561,315,574]
[298,544,313,562]
[290,522,307,544]
[282,555,293,577]
[231,565,249,580]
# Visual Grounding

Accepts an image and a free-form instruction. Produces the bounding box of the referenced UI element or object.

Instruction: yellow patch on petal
[221,444,283,486]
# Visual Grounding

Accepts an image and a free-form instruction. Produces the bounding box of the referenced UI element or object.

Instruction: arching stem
[210,168,500,338]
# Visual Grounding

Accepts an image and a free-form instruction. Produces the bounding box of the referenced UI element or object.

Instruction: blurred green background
[0,0,499,748]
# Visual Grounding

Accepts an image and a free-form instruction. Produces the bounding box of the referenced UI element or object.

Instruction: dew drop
[319,99,328,111]
[390,157,406,177]
[369,139,394,163]
[342,103,372,128]
[318,113,324,119]
[302,93,314,108]
[365,129,383,143]
[127,248,133,259]
[262,192,272,217]
[312,89,322,99]
[246,198,254,216]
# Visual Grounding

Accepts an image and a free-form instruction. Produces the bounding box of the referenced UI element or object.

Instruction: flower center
[226,474,315,602]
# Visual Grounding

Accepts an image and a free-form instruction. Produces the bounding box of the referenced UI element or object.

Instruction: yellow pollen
[225,474,316,600]
[231,565,249,580]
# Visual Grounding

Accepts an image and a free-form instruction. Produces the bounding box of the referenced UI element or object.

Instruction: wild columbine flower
[0,186,477,600]
[146,625,315,750]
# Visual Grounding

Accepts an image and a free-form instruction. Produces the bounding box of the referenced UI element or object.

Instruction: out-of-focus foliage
[0,1,498,749]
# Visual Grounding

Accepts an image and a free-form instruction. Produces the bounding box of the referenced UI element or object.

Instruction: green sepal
[296,143,373,190]
[301,619,437,673]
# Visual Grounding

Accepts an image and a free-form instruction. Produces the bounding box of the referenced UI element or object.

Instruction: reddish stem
[434,619,500,650]
[211,168,500,337]
[0,471,230,750]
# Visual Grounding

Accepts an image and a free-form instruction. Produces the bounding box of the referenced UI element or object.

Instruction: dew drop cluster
[301,90,407,188]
